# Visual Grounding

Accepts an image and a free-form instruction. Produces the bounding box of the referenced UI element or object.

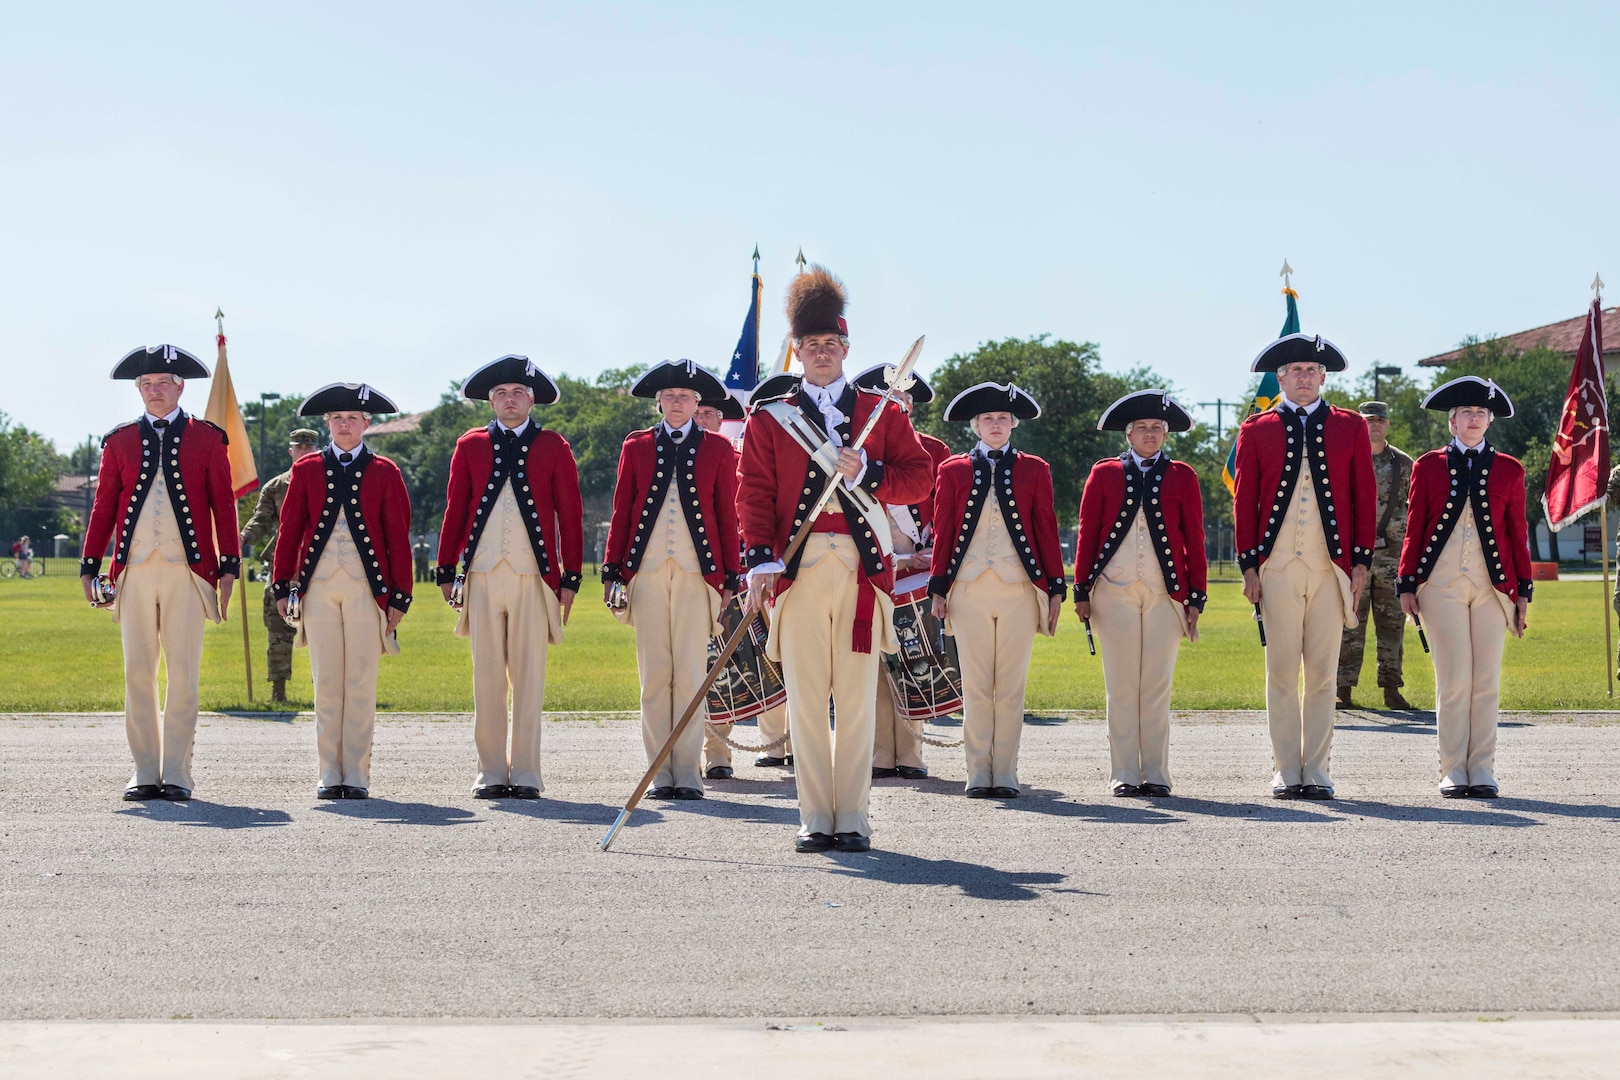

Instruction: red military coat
[1397,443,1535,604]
[80,413,241,585]
[273,446,414,611]
[1233,403,1377,576]
[436,422,585,597]
[889,433,952,550]
[928,448,1068,600]
[603,424,742,593]
[1073,454,1208,609]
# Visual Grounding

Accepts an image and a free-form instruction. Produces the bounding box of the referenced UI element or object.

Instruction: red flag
[1544,297,1611,530]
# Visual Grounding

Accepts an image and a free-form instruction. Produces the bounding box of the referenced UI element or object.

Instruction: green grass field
[0,566,1615,713]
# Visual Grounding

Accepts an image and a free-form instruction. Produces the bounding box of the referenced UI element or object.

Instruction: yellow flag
[203,322,259,497]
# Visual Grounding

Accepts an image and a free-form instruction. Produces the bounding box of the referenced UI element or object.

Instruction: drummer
[601,360,741,800]
[929,383,1067,798]
[853,363,952,780]
[693,391,748,779]
[742,372,800,770]
[1073,390,1207,798]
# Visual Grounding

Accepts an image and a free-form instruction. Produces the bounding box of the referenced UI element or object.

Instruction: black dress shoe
[1112,784,1142,798]
[795,832,836,853]
[1440,785,1469,798]
[1139,783,1172,798]
[755,755,788,768]
[1468,784,1499,799]
[965,786,994,799]
[833,832,871,852]
[343,786,369,799]
[871,766,900,779]
[123,784,163,801]
[1272,784,1304,800]
[158,784,191,801]
[507,785,540,799]
[992,786,1022,798]
[1299,784,1334,800]
[646,786,677,799]
[705,765,734,780]
[317,786,344,800]
[670,787,705,800]
[472,785,509,799]
[784,754,794,766]
[895,766,928,779]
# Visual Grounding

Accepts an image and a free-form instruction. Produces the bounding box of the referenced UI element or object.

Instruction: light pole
[254,392,282,483]
[1372,365,1401,402]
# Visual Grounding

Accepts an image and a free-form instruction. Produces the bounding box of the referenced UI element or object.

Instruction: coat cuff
[272,580,292,600]
[79,556,102,577]
[928,574,951,598]
[434,564,458,585]
[723,571,741,593]
[1072,580,1091,603]
[856,459,885,496]
[600,562,623,585]
[1186,589,1207,612]
[1518,579,1534,602]
[1397,575,1419,596]
[1350,545,1374,569]
[559,571,583,592]
[1046,576,1067,601]
[217,554,241,577]
[1237,548,1261,574]
[389,589,412,612]
[745,544,777,568]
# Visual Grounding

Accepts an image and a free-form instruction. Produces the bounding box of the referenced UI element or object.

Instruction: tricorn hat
[749,372,801,404]
[1421,375,1515,417]
[630,359,728,401]
[1250,332,1348,373]
[704,394,746,421]
[110,344,210,380]
[853,363,934,403]
[461,355,561,404]
[1097,389,1193,432]
[786,266,848,340]
[943,382,1042,422]
[298,383,399,416]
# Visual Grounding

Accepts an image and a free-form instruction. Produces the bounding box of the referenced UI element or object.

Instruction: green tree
[913,335,1171,516]
[0,412,71,547]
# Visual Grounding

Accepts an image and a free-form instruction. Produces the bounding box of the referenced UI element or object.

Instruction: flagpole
[215,307,255,703]
[751,244,763,386]
[1603,502,1613,698]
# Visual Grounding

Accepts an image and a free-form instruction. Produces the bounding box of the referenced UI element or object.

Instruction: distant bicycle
[0,558,45,579]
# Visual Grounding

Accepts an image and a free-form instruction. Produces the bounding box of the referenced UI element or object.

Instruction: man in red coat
[80,345,240,801]
[437,356,584,800]
[854,363,950,780]
[1074,390,1207,798]
[928,383,1067,798]
[739,267,933,852]
[1398,377,1533,798]
[273,383,412,799]
[1233,334,1377,800]
[603,360,741,800]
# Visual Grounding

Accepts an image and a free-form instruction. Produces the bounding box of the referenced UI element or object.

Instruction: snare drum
[705,595,787,724]
[884,572,963,722]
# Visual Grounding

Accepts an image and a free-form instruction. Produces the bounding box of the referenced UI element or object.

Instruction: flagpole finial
[795,247,807,274]
[1593,272,1605,297]
[1279,259,1293,290]
[214,306,225,325]
[751,244,760,272]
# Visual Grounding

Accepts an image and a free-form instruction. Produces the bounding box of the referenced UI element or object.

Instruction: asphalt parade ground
[2,710,1617,1077]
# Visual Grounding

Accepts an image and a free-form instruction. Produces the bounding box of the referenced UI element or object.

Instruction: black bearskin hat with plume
[786,265,849,340]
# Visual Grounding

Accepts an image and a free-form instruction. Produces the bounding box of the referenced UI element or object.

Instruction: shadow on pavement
[490,797,656,827]
[1150,796,1339,823]
[1319,800,1538,827]
[825,850,1088,901]
[673,798,800,825]
[312,799,479,826]
[116,801,292,829]
[997,790,1182,825]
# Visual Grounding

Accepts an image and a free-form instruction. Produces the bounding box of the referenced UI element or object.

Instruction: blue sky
[4,2,1617,451]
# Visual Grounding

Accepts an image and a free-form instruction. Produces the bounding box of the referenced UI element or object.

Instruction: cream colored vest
[1428,502,1493,591]
[1266,457,1333,573]
[638,487,701,575]
[127,468,187,566]
[957,499,1030,586]
[470,484,540,575]
[313,504,364,582]
[1100,505,1168,593]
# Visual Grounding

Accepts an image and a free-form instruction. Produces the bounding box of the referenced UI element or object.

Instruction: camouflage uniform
[240,470,296,683]
[1339,442,1414,689]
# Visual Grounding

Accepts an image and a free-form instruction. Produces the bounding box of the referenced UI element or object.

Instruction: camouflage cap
[288,428,322,445]
[1358,401,1390,419]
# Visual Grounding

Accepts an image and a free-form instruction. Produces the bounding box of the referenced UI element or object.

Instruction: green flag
[1221,287,1299,494]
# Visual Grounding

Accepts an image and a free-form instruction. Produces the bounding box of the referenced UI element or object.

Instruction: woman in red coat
[1073,390,1207,798]
[929,383,1066,798]
[1397,376,1532,799]
[273,382,413,799]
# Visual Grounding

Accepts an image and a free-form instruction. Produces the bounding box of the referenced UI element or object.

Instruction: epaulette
[200,418,229,444]
[101,420,138,446]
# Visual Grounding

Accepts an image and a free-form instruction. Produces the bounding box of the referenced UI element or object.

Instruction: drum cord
[904,716,965,749]
[712,728,791,754]
[709,719,961,751]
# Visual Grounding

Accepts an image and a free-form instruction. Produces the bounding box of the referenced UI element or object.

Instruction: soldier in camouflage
[1338,402,1416,711]
[239,429,322,702]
